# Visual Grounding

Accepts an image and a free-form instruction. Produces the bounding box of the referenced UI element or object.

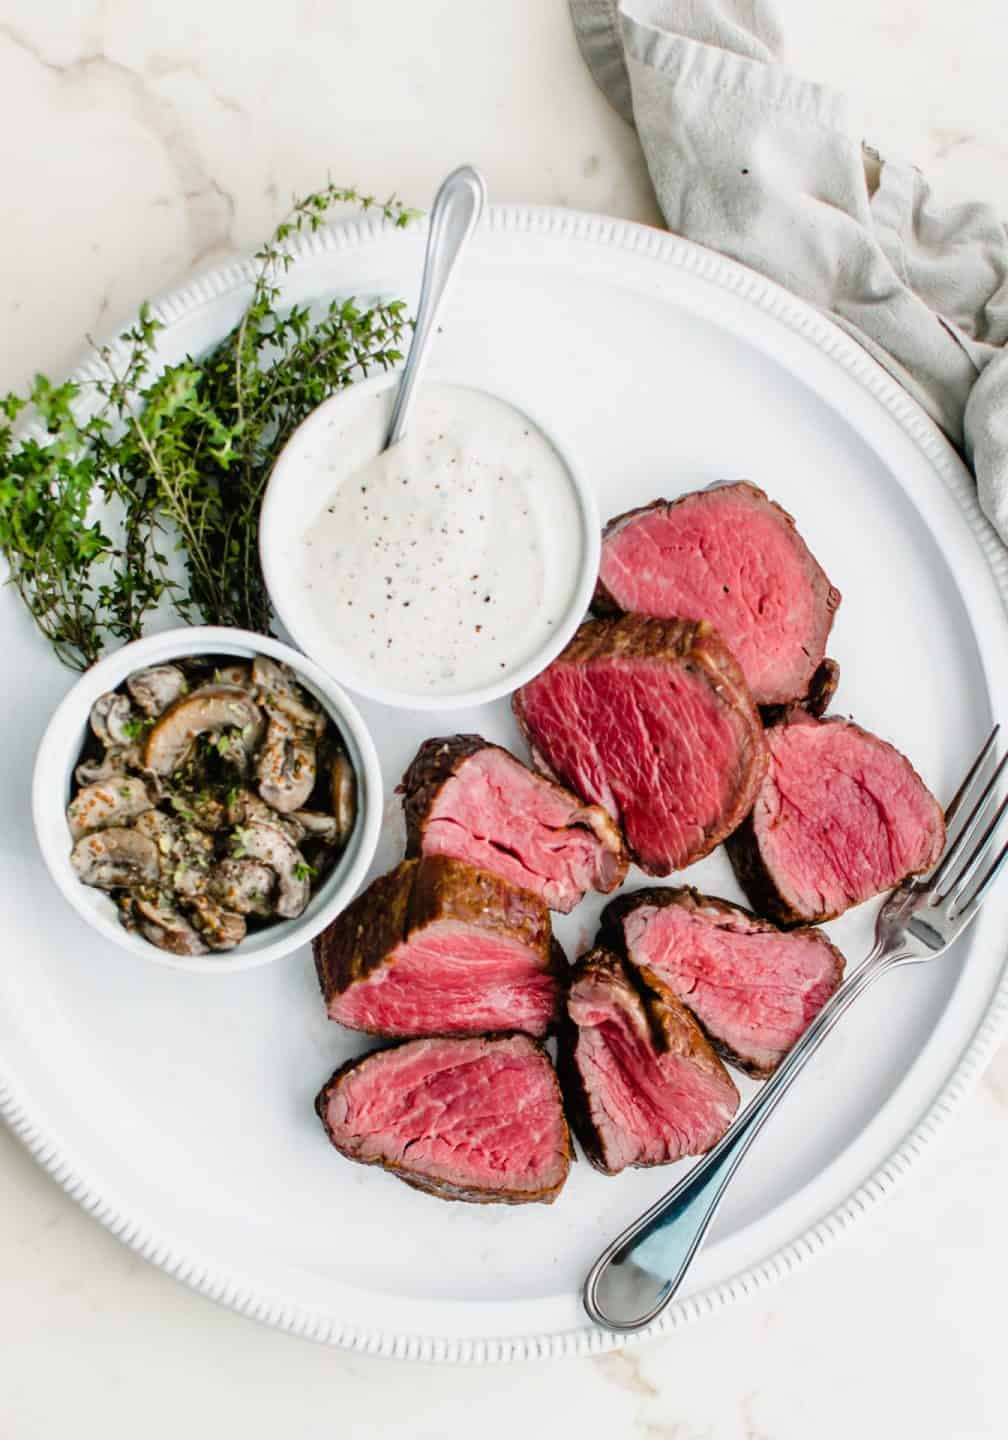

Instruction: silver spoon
[385,165,487,450]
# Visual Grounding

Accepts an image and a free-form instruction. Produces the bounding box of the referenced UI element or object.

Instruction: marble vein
[0,21,236,264]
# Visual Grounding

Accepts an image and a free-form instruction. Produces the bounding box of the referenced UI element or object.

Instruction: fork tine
[951,835,1008,926]
[930,745,1008,894]
[943,725,1001,828]
[942,790,1008,903]
[943,725,1000,829]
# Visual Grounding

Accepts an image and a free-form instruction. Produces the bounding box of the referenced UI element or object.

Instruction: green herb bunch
[0,184,418,669]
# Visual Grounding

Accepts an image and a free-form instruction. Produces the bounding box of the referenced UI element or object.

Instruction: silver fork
[583,725,1008,1333]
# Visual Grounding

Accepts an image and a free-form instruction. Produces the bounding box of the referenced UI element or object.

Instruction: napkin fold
[569,0,1008,545]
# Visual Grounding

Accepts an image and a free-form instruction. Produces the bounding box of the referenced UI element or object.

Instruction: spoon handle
[385,165,487,449]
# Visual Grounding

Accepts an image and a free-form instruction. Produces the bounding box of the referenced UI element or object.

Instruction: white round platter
[3,205,1007,1364]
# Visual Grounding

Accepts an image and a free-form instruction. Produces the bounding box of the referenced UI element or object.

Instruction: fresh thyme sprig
[0,184,418,668]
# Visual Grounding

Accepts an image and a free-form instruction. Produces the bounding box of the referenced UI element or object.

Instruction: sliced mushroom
[141,684,264,777]
[168,789,229,832]
[126,664,187,717]
[71,827,160,891]
[208,859,276,917]
[292,810,340,843]
[134,810,214,898]
[135,896,210,957]
[187,894,247,951]
[66,777,152,842]
[251,656,325,735]
[134,808,179,858]
[227,788,305,844]
[331,751,357,845]
[232,821,310,919]
[75,747,131,787]
[213,662,252,688]
[215,730,258,774]
[257,709,317,813]
[90,692,135,748]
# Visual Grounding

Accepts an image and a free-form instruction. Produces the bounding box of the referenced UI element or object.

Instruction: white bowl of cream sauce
[260,376,600,709]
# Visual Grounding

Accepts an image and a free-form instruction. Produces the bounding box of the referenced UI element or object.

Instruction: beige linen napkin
[569,0,1008,545]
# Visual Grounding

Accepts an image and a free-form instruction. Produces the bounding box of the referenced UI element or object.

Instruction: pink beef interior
[623,902,843,1073]
[518,654,752,874]
[599,488,836,705]
[569,973,738,1172]
[328,920,560,1036]
[756,716,945,918]
[323,1036,569,1193]
[420,747,623,912]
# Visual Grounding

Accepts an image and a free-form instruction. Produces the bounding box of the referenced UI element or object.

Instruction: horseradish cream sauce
[299,384,584,696]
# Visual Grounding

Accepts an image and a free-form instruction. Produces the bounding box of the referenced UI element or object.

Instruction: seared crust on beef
[315,1034,573,1204]
[313,855,563,1032]
[556,1012,605,1172]
[803,657,840,719]
[512,614,767,874]
[313,859,420,1004]
[724,811,809,927]
[761,657,839,727]
[598,885,845,1076]
[398,734,489,854]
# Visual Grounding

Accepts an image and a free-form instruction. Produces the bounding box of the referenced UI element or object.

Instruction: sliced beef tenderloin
[314,855,565,1037]
[594,483,841,707]
[512,615,767,877]
[559,948,739,1175]
[600,887,845,1077]
[399,734,629,913]
[316,1034,572,1204]
[726,709,945,925]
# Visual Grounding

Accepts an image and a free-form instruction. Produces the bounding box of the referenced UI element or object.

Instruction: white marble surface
[3,2,1008,1435]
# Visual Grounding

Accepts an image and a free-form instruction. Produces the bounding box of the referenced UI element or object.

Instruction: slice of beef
[726,709,945,925]
[600,886,845,1077]
[314,855,565,1037]
[512,615,768,876]
[559,948,739,1175]
[399,734,629,913]
[316,1034,572,1204]
[594,483,841,707]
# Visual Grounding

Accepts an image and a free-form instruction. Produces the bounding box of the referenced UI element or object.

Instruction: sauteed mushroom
[66,651,357,956]
[252,656,325,734]
[188,894,247,951]
[331,752,357,844]
[257,709,317,813]
[293,810,340,843]
[232,820,311,919]
[142,684,263,776]
[126,664,187,717]
[90,692,135,748]
[208,859,276,917]
[227,788,306,845]
[134,896,209,957]
[75,748,132,787]
[66,777,151,841]
[71,828,160,890]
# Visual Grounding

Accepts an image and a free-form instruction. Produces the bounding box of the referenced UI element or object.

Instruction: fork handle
[583,949,891,1331]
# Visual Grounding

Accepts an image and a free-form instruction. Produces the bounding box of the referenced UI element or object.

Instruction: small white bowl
[32,626,383,974]
[259,373,601,710]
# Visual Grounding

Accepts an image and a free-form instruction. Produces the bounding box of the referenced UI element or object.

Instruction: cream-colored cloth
[570,0,1008,544]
